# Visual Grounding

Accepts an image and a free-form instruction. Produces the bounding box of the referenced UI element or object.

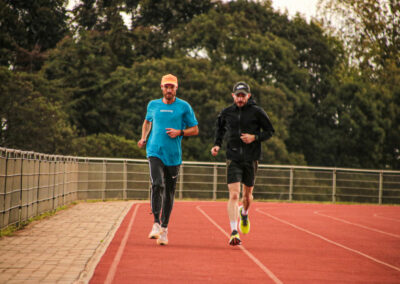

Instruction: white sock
[230,220,238,232]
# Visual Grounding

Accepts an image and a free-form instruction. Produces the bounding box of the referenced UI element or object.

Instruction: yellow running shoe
[229,230,241,246]
[239,206,250,234]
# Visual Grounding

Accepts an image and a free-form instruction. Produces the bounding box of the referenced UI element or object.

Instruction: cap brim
[233,90,249,95]
[161,81,178,86]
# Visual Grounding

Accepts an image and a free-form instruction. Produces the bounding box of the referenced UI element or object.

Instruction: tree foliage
[0,0,398,169]
[0,0,70,72]
[318,0,400,77]
[318,0,400,168]
[0,67,76,154]
[72,133,145,158]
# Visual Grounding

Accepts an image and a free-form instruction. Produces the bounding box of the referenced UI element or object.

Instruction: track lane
[89,201,400,283]
[253,203,400,283]
[90,201,275,283]
[197,205,283,284]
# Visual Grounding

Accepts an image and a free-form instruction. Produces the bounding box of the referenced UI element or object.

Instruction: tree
[0,67,76,154]
[0,0,70,72]
[318,0,400,78]
[98,56,298,163]
[317,80,386,168]
[379,61,400,169]
[41,30,119,135]
[72,133,145,158]
[130,0,213,32]
[171,1,341,166]
[318,0,400,169]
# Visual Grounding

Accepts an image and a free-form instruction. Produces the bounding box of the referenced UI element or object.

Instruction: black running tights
[148,157,180,228]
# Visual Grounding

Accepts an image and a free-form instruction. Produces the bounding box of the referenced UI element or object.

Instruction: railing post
[123,160,127,200]
[213,164,217,201]
[36,155,41,216]
[3,151,11,229]
[179,164,184,199]
[1,151,8,229]
[52,156,56,211]
[18,152,24,226]
[102,160,106,201]
[378,171,383,205]
[2,151,10,229]
[332,169,337,203]
[62,158,66,206]
[289,168,294,201]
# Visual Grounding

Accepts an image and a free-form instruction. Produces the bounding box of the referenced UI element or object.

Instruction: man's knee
[230,191,240,201]
[152,182,164,191]
[242,186,253,198]
[243,194,253,204]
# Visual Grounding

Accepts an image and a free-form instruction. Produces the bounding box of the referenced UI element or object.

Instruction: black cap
[232,82,250,95]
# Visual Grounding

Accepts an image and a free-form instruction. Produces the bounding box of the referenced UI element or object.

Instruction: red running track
[90,201,400,283]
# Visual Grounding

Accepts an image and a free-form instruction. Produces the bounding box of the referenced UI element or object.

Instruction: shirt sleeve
[183,103,198,128]
[145,101,153,122]
[256,107,275,142]
[213,111,226,147]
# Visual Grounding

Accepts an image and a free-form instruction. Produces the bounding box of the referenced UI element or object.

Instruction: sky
[271,0,318,21]
[67,0,319,23]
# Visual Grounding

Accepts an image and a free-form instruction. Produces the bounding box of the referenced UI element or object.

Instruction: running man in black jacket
[211,82,274,245]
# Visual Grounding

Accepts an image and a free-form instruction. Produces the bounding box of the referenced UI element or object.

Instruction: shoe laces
[160,228,168,239]
[241,214,248,225]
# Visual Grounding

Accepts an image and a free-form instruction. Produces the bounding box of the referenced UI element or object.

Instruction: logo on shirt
[160,110,173,113]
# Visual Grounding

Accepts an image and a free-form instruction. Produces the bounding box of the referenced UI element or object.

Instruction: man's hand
[211,146,220,156]
[137,139,147,148]
[240,133,256,144]
[166,128,180,138]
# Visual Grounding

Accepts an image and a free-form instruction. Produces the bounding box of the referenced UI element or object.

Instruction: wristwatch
[180,130,185,136]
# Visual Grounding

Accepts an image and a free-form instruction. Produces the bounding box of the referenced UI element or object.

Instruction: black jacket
[214,98,274,161]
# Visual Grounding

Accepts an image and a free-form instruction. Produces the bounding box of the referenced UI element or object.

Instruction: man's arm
[138,119,152,148]
[213,112,226,147]
[256,107,274,142]
[183,125,199,136]
[211,111,226,156]
[241,107,274,144]
[165,125,199,138]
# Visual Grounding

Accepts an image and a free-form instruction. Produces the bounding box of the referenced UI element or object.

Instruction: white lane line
[105,203,141,284]
[373,213,400,223]
[314,211,400,239]
[196,206,283,284]
[256,208,400,273]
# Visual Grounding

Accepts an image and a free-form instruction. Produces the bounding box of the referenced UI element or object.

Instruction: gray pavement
[0,201,135,284]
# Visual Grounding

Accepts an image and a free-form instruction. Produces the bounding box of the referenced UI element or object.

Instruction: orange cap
[161,74,178,87]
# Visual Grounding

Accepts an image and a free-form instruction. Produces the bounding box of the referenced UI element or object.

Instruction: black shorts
[226,160,258,187]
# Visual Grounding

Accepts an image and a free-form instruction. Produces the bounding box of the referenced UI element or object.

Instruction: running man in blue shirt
[138,74,199,245]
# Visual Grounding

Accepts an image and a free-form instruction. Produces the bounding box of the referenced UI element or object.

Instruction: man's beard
[165,93,175,100]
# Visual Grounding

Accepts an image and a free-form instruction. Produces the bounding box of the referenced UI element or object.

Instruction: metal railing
[1,147,400,229]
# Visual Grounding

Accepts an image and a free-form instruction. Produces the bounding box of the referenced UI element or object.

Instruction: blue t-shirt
[145,98,198,166]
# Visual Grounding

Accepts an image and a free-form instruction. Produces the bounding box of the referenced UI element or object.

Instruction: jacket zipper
[238,108,243,157]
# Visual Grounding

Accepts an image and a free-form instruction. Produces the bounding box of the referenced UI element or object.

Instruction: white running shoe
[157,227,168,245]
[148,223,161,239]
